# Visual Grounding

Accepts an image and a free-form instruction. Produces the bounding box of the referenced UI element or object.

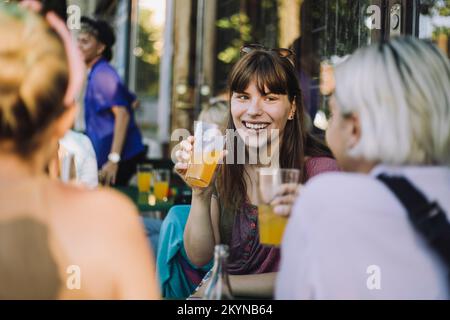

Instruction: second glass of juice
[257,168,300,246]
[137,163,153,193]
[185,122,225,188]
[153,169,170,201]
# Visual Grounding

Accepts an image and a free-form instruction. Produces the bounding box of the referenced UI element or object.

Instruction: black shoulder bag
[377,174,450,290]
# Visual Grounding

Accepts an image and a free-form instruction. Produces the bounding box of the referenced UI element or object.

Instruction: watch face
[108,153,120,163]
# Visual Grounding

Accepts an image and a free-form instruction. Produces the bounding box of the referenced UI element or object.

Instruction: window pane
[419,0,450,58]
[130,0,166,139]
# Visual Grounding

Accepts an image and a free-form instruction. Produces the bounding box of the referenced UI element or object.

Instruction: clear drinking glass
[257,168,300,246]
[59,150,76,183]
[153,169,170,201]
[137,163,153,193]
[185,121,225,188]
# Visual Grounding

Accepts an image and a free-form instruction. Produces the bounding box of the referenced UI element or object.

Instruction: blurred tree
[135,9,161,97]
[439,0,450,16]
[421,0,450,16]
[431,1,450,40]
[216,13,252,64]
[213,0,281,94]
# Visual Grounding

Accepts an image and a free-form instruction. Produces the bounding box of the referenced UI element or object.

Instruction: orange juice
[186,151,221,188]
[258,204,287,246]
[137,172,152,193]
[154,181,169,200]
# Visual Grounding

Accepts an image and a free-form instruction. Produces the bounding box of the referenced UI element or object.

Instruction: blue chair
[141,217,162,255]
[156,205,213,299]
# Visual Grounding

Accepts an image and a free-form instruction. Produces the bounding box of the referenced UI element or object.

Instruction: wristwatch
[108,152,121,164]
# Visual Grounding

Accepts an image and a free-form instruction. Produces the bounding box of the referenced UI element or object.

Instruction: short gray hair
[335,36,450,165]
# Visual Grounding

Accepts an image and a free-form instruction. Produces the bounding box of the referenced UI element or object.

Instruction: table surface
[114,186,174,215]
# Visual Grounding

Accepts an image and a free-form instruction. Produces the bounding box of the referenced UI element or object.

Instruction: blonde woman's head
[0,4,69,158]
[327,36,450,169]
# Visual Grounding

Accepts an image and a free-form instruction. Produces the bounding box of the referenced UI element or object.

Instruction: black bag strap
[377,174,450,269]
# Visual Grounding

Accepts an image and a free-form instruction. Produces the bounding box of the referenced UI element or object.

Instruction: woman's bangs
[230,54,289,95]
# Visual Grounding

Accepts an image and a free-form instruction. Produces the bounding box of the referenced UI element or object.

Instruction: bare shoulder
[79,187,137,216]
[48,183,145,263]
[49,183,141,234]
[45,183,150,299]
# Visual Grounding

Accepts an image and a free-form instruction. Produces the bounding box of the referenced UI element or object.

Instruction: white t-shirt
[59,130,98,189]
[276,165,450,300]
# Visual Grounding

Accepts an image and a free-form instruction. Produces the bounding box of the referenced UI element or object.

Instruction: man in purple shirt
[78,17,146,186]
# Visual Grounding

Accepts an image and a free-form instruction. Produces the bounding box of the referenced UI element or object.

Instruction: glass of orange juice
[153,169,170,201]
[137,163,153,193]
[257,168,300,246]
[185,122,225,188]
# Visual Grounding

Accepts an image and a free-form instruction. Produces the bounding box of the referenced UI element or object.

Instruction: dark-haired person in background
[78,17,146,186]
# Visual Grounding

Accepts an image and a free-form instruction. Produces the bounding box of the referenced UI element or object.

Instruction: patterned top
[227,157,340,275]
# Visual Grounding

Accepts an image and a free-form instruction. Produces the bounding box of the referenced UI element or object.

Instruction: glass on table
[137,163,153,193]
[185,121,225,188]
[153,169,170,201]
[257,168,300,246]
[59,150,76,183]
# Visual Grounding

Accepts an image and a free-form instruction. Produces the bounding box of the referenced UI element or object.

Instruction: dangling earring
[288,112,295,120]
[288,101,296,120]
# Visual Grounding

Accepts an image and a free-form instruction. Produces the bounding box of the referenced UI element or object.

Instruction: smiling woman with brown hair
[0,3,159,299]
[175,46,339,298]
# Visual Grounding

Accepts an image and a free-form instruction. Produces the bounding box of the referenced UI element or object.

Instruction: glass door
[418,0,450,58]
[128,0,167,147]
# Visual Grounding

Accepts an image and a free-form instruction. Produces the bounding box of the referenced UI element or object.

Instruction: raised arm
[174,136,223,267]
[183,193,221,267]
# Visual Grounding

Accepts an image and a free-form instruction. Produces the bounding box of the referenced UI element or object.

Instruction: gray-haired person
[277,37,450,299]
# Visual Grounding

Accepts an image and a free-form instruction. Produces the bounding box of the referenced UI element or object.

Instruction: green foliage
[216,13,252,65]
[439,0,450,16]
[135,9,161,97]
[423,1,450,39]
[433,26,450,36]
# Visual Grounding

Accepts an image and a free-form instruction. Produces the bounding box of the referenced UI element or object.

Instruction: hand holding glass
[257,168,300,246]
[185,122,225,188]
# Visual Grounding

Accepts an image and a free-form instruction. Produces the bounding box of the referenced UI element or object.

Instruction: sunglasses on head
[240,44,295,63]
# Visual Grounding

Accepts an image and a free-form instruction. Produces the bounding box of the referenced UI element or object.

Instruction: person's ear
[288,99,297,120]
[96,42,106,56]
[343,113,361,150]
